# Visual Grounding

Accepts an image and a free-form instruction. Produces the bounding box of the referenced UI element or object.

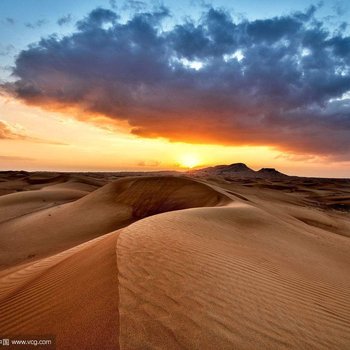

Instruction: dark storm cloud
[332,1,348,16]
[123,0,147,12]
[109,0,117,10]
[25,19,48,29]
[57,14,72,26]
[76,8,118,30]
[5,17,15,25]
[4,6,350,159]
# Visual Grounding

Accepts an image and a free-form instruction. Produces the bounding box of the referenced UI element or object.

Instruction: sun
[179,154,201,169]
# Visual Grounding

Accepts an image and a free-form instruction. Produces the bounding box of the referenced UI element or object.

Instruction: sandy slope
[0,188,87,224]
[117,204,350,349]
[0,231,120,350]
[0,173,349,349]
[0,176,228,269]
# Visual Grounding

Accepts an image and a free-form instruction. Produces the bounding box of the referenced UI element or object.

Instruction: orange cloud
[0,120,67,145]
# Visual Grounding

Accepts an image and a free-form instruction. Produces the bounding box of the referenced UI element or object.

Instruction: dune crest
[0,176,230,269]
[90,176,231,218]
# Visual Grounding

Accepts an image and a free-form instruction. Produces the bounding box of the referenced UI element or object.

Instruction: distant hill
[256,168,289,179]
[191,163,289,179]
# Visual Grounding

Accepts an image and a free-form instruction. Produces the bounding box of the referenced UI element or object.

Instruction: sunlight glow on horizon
[1,96,350,178]
[178,154,201,169]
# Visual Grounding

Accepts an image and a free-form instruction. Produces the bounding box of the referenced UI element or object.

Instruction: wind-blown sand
[118,205,350,349]
[0,172,349,349]
[0,232,120,349]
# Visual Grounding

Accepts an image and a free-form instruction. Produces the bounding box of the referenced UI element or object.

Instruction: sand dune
[0,188,87,224]
[117,204,350,349]
[92,176,231,218]
[0,176,230,269]
[0,231,120,350]
[0,172,349,349]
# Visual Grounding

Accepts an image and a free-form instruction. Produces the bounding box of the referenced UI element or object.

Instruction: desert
[0,166,349,349]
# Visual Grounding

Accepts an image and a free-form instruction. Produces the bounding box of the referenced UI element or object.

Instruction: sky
[1,0,350,177]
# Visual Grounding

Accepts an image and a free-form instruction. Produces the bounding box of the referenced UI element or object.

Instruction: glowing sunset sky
[1,0,350,177]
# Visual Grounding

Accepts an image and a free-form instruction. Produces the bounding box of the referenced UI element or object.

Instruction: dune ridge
[0,188,87,224]
[0,176,229,269]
